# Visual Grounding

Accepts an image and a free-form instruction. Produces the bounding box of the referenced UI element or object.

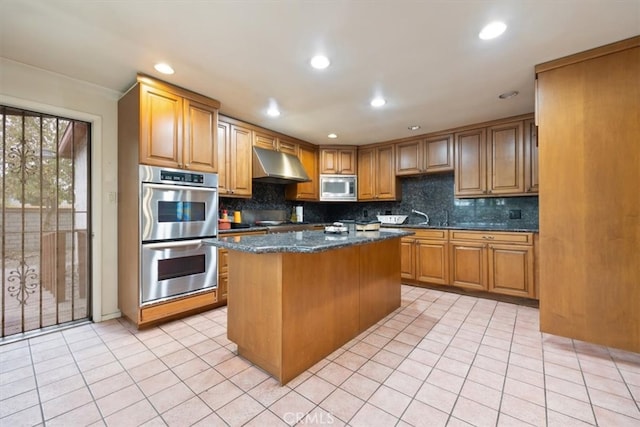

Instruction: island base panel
[227,238,401,384]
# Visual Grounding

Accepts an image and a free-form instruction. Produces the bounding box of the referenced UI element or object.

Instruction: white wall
[0,57,121,321]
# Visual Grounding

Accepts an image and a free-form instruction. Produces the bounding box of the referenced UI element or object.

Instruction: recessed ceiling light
[408,125,421,131]
[498,90,519,99]
[154,62,174,75]
[370,97,386,108]
[479,21,507,40]
[328,133,338,139]
[267,107,280,117]
[310,55,330,69]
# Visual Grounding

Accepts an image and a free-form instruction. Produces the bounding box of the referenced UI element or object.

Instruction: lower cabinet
[400,228,537,299]
[449,230,536,298]
[401,229,449,285]
[449,241,486,291]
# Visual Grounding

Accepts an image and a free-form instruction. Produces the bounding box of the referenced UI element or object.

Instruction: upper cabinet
[286,143,319,201]
[396,134,454,176]
[320,146,357,175]
[454,115,534,197]
[487,120,525,195]
[454,128,486,196]
[254,130,299,156]
[524,118,539,194]
[217,116,252,198]
[358,144,400,201]
[137,76,220,173]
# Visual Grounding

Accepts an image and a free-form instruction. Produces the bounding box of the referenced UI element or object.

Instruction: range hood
[252,146,311,184]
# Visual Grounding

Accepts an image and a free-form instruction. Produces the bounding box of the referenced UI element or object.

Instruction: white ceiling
[1,0,639,145]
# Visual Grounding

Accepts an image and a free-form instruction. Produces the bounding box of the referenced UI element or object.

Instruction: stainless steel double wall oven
[139,165,218,305]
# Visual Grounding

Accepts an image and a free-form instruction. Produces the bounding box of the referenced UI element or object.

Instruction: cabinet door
[376,145,397,200]
[139,84,183,168]
[184,99,218,173]
[487,121,525,195]
[425,134,454,172]
[228,124,253,197]
[415,239,449,285]
[286,144,318,200]
[357,148,376,200]
[254,131,277,150]
[396,139,423,175]
[321,148,357,174]
[277,137,298,156]
[320,148,339,174]
[400,238,415,280]
[454,128,486,196]
[524,118,539,193]
[338,149,357,174]
[217,121,229,193]
[450,241,487,290]
[488,244,534,298]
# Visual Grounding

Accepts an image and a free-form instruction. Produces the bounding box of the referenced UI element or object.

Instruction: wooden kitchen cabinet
[358,144,400,201]
[487,120,525,195]
[277,136,299,156]
[254,130,299,155]
[536,36,639,352]
[454,115,532,197]
[524,118,539,193]
[217,117,252,198]
[454,128,486,196]
[137,76,220,173]
[285,143,319,201]
[401,229,449,285]
[396,134,454,175]
[320,146,357,174]
[449,230,535,298]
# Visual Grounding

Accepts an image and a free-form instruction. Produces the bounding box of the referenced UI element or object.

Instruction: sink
[377,215,408,225]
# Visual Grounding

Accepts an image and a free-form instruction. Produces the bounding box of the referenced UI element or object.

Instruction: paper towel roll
[295,206,303,223]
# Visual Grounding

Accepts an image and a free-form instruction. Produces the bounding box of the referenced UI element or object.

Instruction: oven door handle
[143,239,205,251]
[142,183,218,193]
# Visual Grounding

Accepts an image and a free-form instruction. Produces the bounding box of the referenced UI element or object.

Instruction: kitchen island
[204,229,412,384]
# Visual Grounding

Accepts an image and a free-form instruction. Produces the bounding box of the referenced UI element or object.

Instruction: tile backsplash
[220,173,538,229]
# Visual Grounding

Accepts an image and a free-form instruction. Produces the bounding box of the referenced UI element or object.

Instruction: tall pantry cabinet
[536,36,639,353]
[118,75,222,327]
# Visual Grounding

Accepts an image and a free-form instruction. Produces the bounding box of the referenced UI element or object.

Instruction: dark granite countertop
[218,222,538,234]
[205,229,414,254]
[218,226,269,235]
[383,223,539,233]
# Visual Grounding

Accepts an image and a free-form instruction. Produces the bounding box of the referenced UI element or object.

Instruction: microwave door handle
[143,183,218,193]
[144,240,204,250]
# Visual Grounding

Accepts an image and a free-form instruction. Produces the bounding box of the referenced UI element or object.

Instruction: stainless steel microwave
[319,174,357,202]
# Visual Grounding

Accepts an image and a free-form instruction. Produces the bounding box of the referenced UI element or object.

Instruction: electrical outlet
[509,209,521,219]
[363,209,368,218]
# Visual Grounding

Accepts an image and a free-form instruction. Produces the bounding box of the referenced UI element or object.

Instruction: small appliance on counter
[324,222,349,234]
[356,220,381,232]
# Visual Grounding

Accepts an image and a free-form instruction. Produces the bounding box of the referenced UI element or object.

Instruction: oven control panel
[160,170,204,184]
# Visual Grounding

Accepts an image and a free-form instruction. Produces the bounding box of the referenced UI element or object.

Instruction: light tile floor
[1,285,639,426]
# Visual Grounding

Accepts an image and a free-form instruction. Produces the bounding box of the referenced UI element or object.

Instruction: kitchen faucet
[411,209,429,225]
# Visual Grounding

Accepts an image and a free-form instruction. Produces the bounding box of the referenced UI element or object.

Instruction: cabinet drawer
[450,230,533,244]
[412,229,448,240]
